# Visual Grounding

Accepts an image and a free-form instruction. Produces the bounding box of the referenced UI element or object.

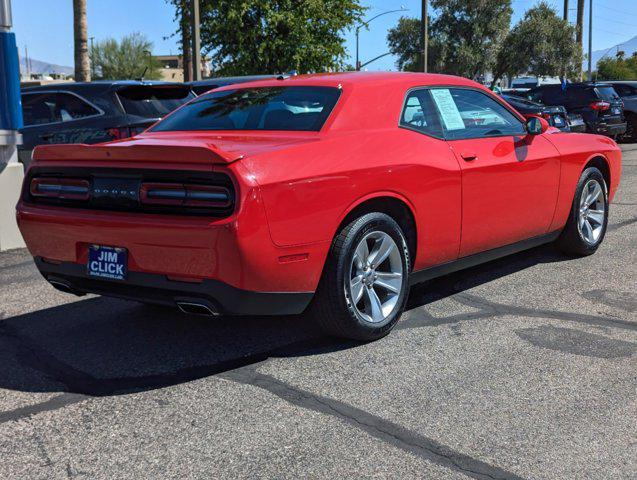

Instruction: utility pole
[190,0,201,81]
[576,0,584,80]
[421,0,428,73]
[587,0,593,81]
[563,0,569,21]
[24,45,29,77]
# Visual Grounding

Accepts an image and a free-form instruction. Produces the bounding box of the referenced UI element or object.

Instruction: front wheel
[310,212,410,341]
[556,167,609,256]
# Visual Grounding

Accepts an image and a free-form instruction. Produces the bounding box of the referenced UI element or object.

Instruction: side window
[22,93,59,126]
[399,89,444,138]
[54,93,100,121]
[21,92,100,127]
[431,88,525,140]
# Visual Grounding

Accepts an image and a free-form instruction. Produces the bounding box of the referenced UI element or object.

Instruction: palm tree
[73,0,90,81]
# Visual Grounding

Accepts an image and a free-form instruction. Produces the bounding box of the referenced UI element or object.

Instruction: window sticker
[430,89,465,131]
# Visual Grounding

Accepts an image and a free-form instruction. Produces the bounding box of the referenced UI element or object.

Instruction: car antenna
[137,66,148,82]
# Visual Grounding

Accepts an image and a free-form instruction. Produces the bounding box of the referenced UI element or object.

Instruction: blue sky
[12,0,637,71]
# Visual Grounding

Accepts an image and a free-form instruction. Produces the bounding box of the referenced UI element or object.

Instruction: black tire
[310,212,411,341]
[622,113,636,143]
[556,167,609,256]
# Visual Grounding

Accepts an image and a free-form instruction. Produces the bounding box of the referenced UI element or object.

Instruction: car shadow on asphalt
[0,243,569,398]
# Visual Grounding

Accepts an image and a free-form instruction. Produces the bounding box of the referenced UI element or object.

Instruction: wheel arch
[334,193,418,269]
[582,154,611,192]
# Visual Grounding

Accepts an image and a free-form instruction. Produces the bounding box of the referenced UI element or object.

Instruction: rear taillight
[140,183,232,208]
[590,101,610,112]
[30,178,90,200]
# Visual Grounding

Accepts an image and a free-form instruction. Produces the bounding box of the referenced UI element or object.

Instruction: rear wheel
[623,113,636,143]
[310,212,410,341]
[556,167,608,256]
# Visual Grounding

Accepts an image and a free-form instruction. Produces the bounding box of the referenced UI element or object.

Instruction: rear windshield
[117,86,194,118]
[152,86,341,132]
[595,86,621,102]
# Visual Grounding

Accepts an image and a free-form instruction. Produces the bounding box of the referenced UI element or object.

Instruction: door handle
[460,152,477,161]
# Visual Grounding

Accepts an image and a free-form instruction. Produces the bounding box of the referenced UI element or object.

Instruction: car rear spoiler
[32,138,243,165]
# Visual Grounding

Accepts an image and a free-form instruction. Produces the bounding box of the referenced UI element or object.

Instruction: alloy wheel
[347,231,404,323]
[577,179,605,245]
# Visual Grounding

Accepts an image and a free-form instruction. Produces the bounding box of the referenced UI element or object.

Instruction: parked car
[510,76,561,90]
[187,75,278,96]
[527,83,626,138]
[19,81,195,167]
[601,81,637,142]
[501,93,572,131]
[18,72,621,341]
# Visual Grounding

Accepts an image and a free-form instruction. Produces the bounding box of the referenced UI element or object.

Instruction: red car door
[433,88,560,257]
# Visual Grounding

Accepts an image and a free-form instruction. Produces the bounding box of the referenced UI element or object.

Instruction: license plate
[612,107,621,115]
[87,245,127,280]
[570,118,584,126]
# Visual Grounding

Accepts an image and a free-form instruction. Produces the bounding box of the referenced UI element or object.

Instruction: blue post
[0,0,25,250]
[0,0,21,130]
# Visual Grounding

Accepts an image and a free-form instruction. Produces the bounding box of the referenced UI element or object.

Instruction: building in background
[155,54,210,82]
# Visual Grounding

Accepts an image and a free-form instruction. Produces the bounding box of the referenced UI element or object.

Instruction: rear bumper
[36,257,313,316]
[589,121,627,136]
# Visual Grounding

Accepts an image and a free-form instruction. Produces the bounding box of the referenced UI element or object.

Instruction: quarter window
[399,89,444,138]
[21,92,100,127]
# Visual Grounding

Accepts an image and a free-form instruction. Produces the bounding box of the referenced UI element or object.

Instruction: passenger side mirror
[525,116,549,135]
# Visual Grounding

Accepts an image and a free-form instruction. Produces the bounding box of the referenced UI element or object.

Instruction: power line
[596,3,637,17]
[595,15,637,27]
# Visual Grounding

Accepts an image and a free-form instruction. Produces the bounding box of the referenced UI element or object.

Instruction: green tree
[492,2,581,87]
[169,0,365,75]
[387,16,443,72]
[387,1,511,78]
[430,0,512,79]
[90,33,162,80]
[596,51,637,80]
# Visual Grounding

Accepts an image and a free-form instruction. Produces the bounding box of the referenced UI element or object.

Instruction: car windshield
[117,86,195,118]
[152,86,341,132]
[595,86,621,102]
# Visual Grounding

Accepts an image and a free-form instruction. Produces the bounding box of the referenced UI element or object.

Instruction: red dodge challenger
[16,72,622,341]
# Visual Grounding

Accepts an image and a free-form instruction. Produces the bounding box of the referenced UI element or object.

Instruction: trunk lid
[32,132,321,165]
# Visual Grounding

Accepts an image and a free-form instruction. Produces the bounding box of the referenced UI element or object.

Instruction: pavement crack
[223,367,526,480]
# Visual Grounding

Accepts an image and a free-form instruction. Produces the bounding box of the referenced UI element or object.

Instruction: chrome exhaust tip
[48,279,84,296]
[175,301,219,317]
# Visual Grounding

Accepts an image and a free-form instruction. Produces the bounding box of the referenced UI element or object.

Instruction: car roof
[187,75,278,87]
[602,80,637,86]
[22,80,190,93]
[211,71,483,92]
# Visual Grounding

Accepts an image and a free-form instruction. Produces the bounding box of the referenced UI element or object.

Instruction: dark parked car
[527,83,626,138]
[602,81,637,142]
[19,81,195,166]
[501,93,574,131]
[187,75,278,96]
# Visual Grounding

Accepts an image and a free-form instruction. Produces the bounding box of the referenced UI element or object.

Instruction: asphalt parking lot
[0,145,635,479]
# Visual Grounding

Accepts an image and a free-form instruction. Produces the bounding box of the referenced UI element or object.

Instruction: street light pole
[355,7,408,71]
[355,26,360,70]
[587,0,593,81]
